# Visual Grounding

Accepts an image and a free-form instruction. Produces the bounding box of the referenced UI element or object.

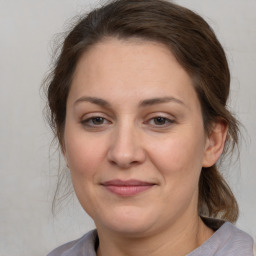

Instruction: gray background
[0,0,255,255]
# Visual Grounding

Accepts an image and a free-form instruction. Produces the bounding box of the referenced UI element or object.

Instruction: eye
[90,117,105,125]
[147,116,174,127]
[81,116,110,127]
[152,117,169,125]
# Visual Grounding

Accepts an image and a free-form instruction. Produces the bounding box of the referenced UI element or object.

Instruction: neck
[96,215,214,256]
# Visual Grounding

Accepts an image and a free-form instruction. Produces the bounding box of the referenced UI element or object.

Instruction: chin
[94,205,159,236]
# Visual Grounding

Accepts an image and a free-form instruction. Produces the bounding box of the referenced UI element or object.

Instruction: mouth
[101,179,156,197]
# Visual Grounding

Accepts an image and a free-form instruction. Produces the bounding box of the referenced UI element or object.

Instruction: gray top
[47,220,254,256]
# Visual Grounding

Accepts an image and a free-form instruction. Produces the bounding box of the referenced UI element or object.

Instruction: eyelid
[144,113,175,127]
[145,112,175,121]
[80,113,112,128]
[81,111,109,120]
[79,112,176,129]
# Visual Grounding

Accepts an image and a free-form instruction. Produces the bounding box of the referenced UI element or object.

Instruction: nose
[107,123,146,169]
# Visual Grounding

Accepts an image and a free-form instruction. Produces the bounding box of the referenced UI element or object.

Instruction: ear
[202,120,228,168]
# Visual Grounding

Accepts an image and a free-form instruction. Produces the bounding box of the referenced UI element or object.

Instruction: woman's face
[64,38,212,236]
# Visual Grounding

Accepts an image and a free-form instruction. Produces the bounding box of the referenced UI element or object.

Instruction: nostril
[109,160,117,166]
[108,155,142,169]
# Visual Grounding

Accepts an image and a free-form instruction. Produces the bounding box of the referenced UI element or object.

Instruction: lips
[101,179,155,196]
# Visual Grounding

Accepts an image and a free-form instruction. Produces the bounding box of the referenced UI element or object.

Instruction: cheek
[64,130,107,179]
[148,129,205,182]
[63,130,108,216]
[148,130,206,214]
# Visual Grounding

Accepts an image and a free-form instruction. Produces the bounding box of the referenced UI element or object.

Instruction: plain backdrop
[0,0,255,255]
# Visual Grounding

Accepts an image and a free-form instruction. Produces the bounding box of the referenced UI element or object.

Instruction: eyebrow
[138,97,186,107]
[74,96,111,107]
[74,96,186,108]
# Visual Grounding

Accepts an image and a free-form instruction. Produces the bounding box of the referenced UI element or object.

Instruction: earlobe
[202,121,228,167]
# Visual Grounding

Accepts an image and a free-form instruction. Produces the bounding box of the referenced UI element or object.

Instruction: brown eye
[146,116,174,128]
[91,117,105,125]
[81,116,110,127]
[153,117,168,125]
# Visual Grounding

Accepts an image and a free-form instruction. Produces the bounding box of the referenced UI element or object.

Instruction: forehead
[69,37,199,110]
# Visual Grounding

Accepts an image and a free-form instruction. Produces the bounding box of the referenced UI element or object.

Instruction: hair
[44,0,239,222]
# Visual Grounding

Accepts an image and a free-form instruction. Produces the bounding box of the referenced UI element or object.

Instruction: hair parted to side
[44,0,239,222]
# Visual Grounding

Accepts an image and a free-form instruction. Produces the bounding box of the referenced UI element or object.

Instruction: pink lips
[101,179,155,196]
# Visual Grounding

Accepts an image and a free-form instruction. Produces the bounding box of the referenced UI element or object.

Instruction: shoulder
[187,218,254,256]
[216,222,254,254]
[189,219,254,256]
[47,230,98,256]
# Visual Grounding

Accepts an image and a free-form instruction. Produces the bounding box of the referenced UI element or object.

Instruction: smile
[101,179,156,196]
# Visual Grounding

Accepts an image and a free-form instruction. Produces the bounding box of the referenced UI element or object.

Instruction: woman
[45,0,254,255]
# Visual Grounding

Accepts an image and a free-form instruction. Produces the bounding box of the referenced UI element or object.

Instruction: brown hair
[45,0,239,221]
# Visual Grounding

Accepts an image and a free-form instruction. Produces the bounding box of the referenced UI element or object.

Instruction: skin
[64,38,227,256]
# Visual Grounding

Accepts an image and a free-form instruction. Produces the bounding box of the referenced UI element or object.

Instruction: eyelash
[146,116,174,127]
[81,116,111,127]
[80,115,175,129]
